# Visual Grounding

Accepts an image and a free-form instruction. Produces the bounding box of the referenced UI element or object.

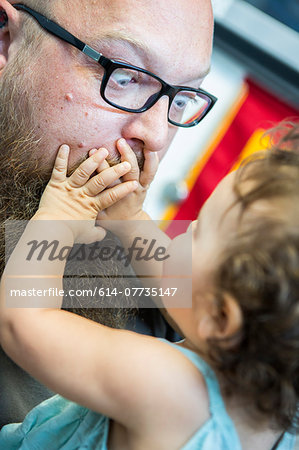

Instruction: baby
[0,124,298,449]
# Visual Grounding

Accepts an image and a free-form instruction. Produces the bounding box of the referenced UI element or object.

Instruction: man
[0,0,215,427]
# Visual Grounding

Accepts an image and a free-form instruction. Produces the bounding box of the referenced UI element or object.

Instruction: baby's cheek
[165,233,192,276]
[162,233,192,308]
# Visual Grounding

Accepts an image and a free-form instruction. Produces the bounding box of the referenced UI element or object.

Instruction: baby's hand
[94,139,159,223]
[35,145,138,241]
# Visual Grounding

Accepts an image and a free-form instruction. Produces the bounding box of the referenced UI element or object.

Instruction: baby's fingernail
[119,138,127,146]
[98,147,108,155]
[122,161,131,169]
[132,181,138,187]
[93,148,108,158]
[60,145,70,153]
[89,148,97,156]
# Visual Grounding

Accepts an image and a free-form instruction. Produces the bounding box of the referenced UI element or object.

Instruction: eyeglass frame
[14,3,218,128]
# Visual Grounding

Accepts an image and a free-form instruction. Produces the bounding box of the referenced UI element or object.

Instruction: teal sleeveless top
[165,342,295,450]
[0,339,296,449]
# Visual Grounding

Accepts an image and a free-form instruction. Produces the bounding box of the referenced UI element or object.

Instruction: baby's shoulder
[135,339,211,448]
[153,340,211,423]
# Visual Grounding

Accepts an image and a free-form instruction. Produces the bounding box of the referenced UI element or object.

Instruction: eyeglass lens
[104,67,161,109]
[104,67,212,126]
[168,90,212,126]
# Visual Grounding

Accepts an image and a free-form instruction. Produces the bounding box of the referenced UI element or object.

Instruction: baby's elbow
[0,316,16,357]
[0,286,13,348]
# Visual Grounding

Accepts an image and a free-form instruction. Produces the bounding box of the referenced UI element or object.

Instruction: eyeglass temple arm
[14,4,102,62]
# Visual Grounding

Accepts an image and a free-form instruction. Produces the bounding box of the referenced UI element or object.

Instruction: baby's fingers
[116,139,140,182]
[83,162,131,196]
[89,149,110,173]
[95,180,138,210]
[68,148,108,187]
[140,150,159,188]
[51,145,70,182]
[91,155,121,188]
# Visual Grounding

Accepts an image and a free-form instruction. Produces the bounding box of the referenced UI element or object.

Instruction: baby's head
[208,122,299,430]
[210,123,299,430]
[170,122,299,431]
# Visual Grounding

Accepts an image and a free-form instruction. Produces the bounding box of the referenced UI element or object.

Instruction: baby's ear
[0,0,21,71]
[197,294,242,344]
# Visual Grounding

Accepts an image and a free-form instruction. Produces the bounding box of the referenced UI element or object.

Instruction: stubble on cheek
[29,69,147,174]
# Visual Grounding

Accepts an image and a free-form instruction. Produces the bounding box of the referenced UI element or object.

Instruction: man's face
[0,0,213,326]
[16,0,213,171]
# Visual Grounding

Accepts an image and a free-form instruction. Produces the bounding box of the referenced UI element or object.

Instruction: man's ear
[0,0,21,71]
[197,294,242,345]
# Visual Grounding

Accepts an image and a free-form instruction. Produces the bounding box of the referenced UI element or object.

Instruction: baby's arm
[95,141,185,333]
[0,144,140,398]
[96,139,171,281]
[0,146,204,440]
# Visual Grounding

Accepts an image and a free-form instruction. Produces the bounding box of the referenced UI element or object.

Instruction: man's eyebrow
[90,31,152,58]
[89,31,211,82]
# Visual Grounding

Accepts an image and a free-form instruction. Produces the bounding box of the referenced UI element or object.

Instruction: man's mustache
[67,148,145,177]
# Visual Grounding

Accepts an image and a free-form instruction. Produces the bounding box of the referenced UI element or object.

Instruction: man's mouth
[107,149,145,171]
[106,153,122,167]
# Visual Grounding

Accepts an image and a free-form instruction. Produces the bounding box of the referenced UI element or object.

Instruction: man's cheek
[159,130,178,161]
[157,148,168,161]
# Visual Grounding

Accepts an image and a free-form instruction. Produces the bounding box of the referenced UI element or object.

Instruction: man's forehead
[89,32,211,84]
[58,0,213,31]
[57,0,213,82]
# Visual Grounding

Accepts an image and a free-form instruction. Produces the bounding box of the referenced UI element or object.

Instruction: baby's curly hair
[209,121,299,432]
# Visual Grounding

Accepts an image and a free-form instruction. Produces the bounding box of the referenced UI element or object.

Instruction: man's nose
[121,96,171,153]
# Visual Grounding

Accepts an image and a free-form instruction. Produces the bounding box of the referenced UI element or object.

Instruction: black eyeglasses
[14,3,217,128]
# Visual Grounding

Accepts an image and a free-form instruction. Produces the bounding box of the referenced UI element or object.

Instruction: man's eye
[174,94,196,110]
[110,69,137,87]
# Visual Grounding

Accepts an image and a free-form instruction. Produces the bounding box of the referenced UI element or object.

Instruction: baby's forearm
[0,216,73,355]
[110,211,171,283]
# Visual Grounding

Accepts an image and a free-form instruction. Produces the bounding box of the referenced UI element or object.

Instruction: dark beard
[0,62,138,329]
